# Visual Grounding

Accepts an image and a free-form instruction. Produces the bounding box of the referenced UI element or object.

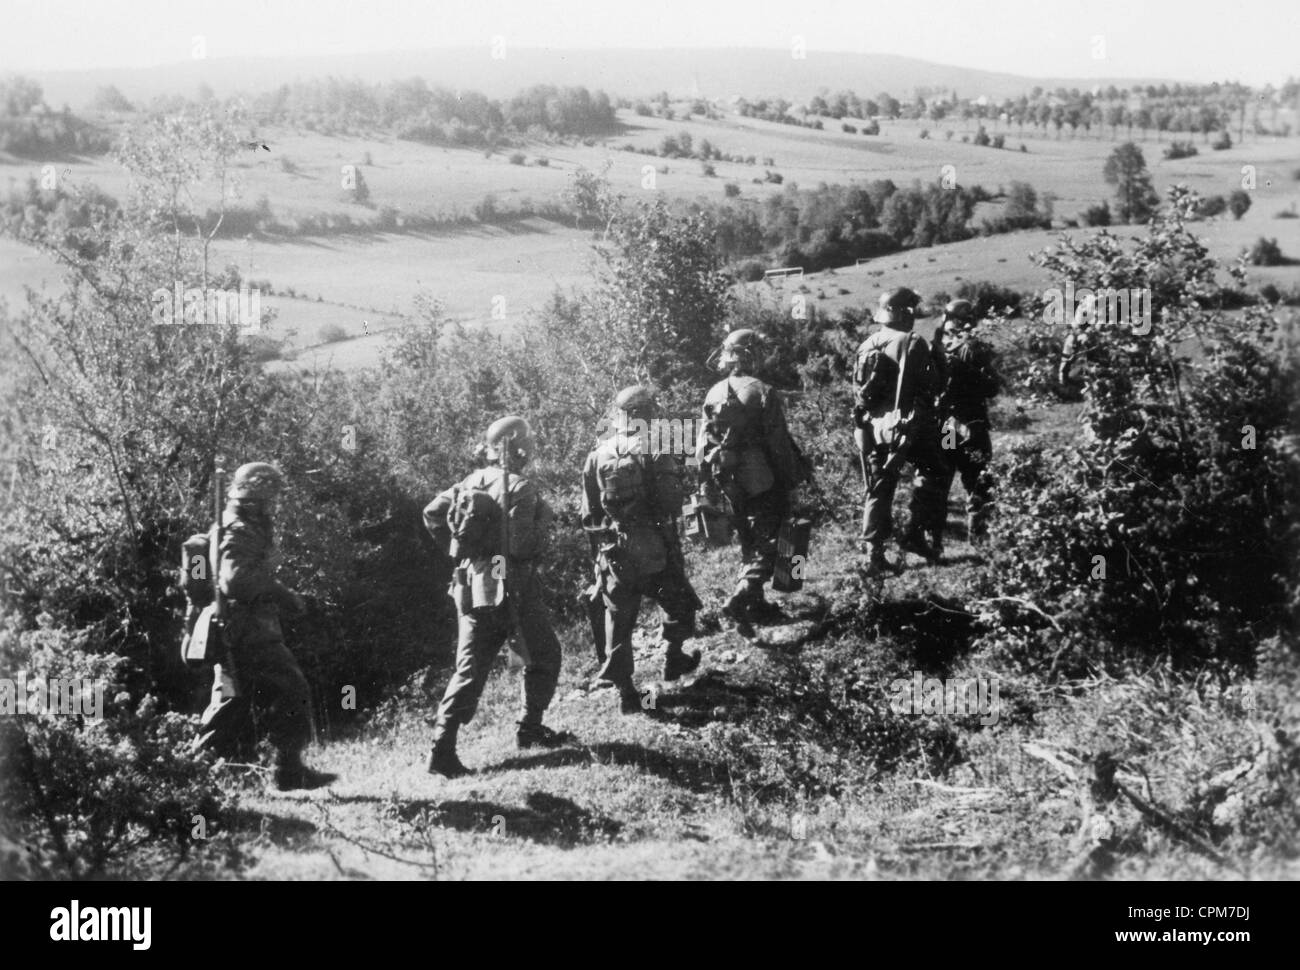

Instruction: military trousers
[597,559,700,689]
[435,566,561,729]
[861,414,949,544]
[936,417,993,539]
[730,487,789,596]
[196,604,312,759]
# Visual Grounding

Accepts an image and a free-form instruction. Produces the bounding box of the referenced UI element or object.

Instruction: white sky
[2,0,1296,85]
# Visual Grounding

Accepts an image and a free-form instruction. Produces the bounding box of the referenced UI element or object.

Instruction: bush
[534,156,549,167]
[733,258,767,282]
[318,323,349,343]
[1196,195,1227,218]
[1228,189,1252,220]
[1212,131,1232,150]
[1078,201,1111,227]
[700,162,716,177]
[508,152,526,165]
[723,182,740,198]
[1248,236,1286,266]
[980,187,1300,674]
[1163,140,1198,160]
[841,123,858,134]
[1276,207,1299,219]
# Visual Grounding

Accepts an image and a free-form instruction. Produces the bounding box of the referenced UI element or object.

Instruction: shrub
[1212,131,1232,150]
[733,258,767,282]
[1078,201,1111,227]
[1163,140,1198,160]
[700,162,716,177]
[1196,195,1227,218]
[723,182,740,198]
[1248,236,1285,266]
[318,323,348,343]
[980,187,1300,674]
[1228,189,1252,220]
[508,152,526,165]
[1276,207,1299,219]
[534,156,549,167]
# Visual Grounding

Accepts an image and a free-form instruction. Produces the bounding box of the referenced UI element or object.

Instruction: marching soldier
[852,288,948,576]
[697,329,811,624]
[582,386,703,713]
[933,299,1002,549]
[422,416,567,778]
[195,462,333,791]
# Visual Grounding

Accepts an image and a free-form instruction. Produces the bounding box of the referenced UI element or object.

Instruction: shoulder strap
[892,334,912,413]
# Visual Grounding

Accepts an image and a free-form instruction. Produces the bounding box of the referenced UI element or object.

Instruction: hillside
[30,48,1175,110]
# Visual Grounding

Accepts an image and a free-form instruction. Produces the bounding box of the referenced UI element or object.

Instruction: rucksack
[180,530,215,608]
[447,485,503,561]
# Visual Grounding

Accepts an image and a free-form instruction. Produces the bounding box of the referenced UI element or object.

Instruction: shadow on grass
[493,737,735,797]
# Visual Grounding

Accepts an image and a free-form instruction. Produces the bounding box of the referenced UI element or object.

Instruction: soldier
[195,462,333,791]
[697,329,811,624]
[423,416,566,778]
[582,386,703,713]
[933,299,1002,549]
[852,288,948,576]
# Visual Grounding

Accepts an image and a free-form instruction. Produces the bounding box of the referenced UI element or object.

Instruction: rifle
[498,433,529,665]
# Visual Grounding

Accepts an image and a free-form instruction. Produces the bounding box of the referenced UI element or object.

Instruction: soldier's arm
[580,452,606,531]
[762,388,805,487]
[219,524,297,610]
[650,453,686,518]
[422,488,455,551]
[507,479,545,560]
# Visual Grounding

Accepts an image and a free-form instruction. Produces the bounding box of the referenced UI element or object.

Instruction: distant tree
[92,84,134,113]
[1228,189,1253,220]
[1248,236,1284,265]
[1103,143,1159,223]
[0,75,43,116]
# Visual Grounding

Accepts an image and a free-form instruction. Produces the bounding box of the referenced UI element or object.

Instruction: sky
[2,0,1296,85]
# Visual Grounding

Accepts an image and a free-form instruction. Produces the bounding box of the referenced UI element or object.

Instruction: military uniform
[192,462,328,790]
[582,417,701,699]
[697,342,809,617]
[935,327,1001,542]
[853,289,948,567]
[424,464,562,736]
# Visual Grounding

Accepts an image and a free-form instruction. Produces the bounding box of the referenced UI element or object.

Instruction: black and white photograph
[0,0,1296,910]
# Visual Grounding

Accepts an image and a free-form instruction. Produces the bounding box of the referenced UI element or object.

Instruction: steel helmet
[228,462,285,501]
[942,298,977,335]
[873,287,921,329]
[717,328,764,372]
[485,415,534,464]
[613,385,658,420]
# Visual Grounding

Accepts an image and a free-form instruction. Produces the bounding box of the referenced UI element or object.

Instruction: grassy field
[4,106,1298,371]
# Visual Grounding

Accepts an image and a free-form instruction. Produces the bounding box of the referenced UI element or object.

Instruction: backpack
[179,528,224,667]
[180,531,215,608]
[447,484,503,561]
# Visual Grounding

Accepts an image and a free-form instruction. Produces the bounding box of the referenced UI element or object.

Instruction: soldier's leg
[863,444,900,562]
[652,563,702,679]
[512,570,562,726]
[931,418,960,548]
[598,584,642,693]
[904,419,950,547]
[434,607,510,730]
[732,488,786,603]
[960,422,993,539]
[242,637,314,758]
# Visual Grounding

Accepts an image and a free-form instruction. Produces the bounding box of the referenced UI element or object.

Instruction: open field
[4,107,1298,370]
